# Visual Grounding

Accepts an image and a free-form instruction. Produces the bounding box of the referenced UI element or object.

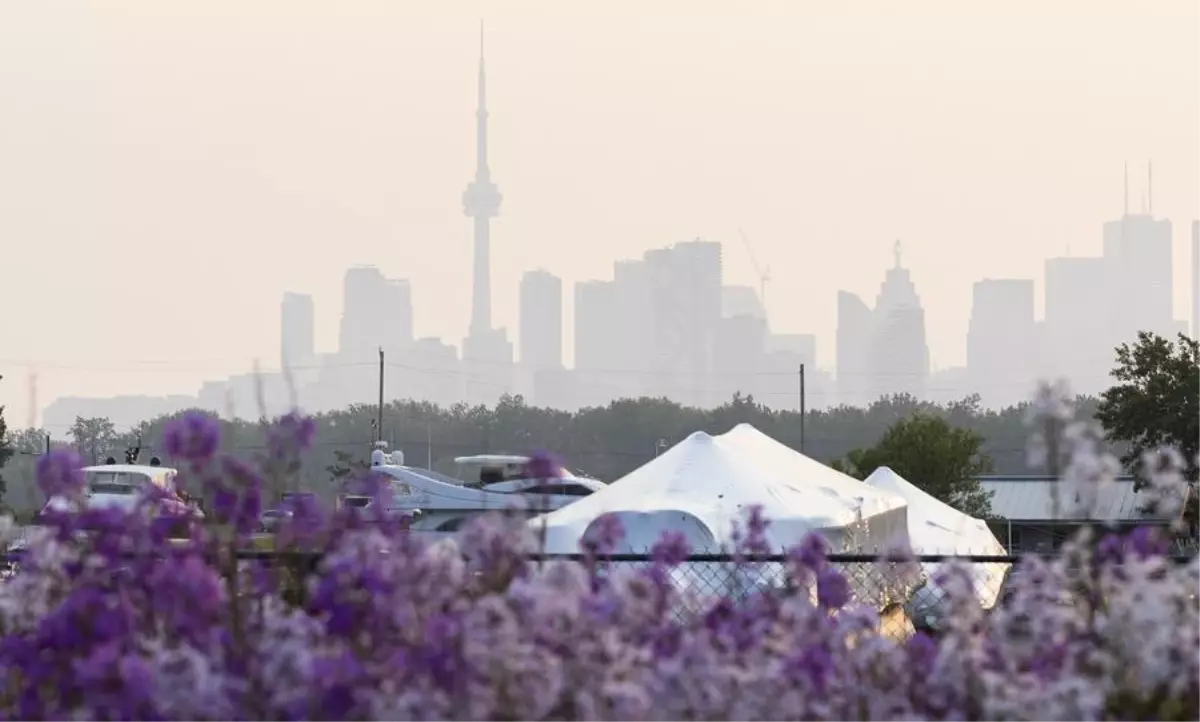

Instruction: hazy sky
[1,0,1197,429]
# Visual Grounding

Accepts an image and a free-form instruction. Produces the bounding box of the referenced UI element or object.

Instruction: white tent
[534,427,910,556]
[863,466,1010,617]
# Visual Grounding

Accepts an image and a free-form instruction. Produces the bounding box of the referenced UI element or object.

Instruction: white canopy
[863,466,1009,614]
[533,426,910,556]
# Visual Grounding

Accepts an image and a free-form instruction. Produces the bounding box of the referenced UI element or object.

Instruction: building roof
[979,476,1170,523]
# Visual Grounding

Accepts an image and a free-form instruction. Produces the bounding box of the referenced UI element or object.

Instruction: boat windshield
[85,470,151,493]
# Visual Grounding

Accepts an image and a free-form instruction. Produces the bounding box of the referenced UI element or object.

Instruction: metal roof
[979,477,1170,522]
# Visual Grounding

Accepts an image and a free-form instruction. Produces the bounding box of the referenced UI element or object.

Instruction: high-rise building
[280,292,315,372]
[1043,256,1111,395]
[836,291,873,407]
[1102,210,1173,341]
[574,280,621,407]
[519,270,563,370]
[338,266,387,360]
[381,279,414,353]
[967,279,1036,407]
[870,242,929,402]
[643,239,723,407]
[1192,220,1198,338]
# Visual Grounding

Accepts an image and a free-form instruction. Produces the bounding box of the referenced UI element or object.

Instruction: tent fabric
[534,426,911,556]
[862,466,1006,556]
[862,466,1009,613]
[715,424,911,548]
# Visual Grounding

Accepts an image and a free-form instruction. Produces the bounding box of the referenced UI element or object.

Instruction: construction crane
[737,228,771,317]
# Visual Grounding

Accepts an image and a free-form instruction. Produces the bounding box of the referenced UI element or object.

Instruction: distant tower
[462,22,503,337]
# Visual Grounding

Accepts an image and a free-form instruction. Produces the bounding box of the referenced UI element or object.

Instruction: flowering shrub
[0,390,1196,720]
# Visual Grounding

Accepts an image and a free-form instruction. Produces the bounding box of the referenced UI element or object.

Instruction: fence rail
[4,547,1192,632]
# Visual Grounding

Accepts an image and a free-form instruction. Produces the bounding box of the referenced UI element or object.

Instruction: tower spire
[462,23,503,337]
[893,239,902,269]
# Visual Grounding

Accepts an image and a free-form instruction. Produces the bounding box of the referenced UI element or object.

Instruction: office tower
[280,292,315,372]
[1043,256,1111,395]
[967,279,1036,407]
[338,266,387,360]
[711,314,767,404]
[1102,181,1173,341]
[869,242,929,401]
[574,280,621,407]
[519,270,563,370]
[381,279,414,353]
[643,239,723,407]
[1193,220,1198,338]
[836,291,873,407]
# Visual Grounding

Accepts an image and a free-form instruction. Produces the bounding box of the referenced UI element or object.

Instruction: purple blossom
[524,450,562,481]
[35,448,86,500]
[579,512,625,556]
[650,530,691,567]
[816,566,851,609]
[162,412,221,464]
[1,405,1197,721]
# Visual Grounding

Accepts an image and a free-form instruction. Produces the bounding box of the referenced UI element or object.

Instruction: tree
[326,450,368,483]
[1096,331,1199,486]
[69,416,118,465]
[0,392,12,506]
[833,413,995,518]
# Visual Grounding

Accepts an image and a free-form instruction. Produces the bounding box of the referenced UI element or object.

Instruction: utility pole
[377,347,385,444]
[799,363,807,453]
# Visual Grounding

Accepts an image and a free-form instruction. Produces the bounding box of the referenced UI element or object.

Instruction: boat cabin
[454,454,568,487]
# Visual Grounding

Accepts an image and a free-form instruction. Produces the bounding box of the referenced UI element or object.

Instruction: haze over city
[1,0,1197,432]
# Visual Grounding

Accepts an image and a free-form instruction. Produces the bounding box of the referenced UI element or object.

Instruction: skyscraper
[869,241,929,401]
[519,270,563,370]
[1193,220,1198,338]
[967,279,1036,407]
[1043,256,1111,395]
[280,292,315,373]
[1102,209,1173,341]
[836,291,873,407]
[338,265,387,360]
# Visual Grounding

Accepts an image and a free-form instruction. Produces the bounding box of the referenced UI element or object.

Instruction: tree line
[1,332,1195,519]
[0,391,1088,512]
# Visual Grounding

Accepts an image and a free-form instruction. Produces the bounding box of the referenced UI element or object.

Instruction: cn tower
[462,23,502,337]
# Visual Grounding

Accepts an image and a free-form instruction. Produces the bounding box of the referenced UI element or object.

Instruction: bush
[0,388,1196,720]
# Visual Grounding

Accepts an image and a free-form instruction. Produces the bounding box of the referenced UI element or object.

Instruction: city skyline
[1,2,1197,428]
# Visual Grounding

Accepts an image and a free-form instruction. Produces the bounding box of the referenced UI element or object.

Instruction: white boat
[341,444,605,534]
[39,457,199,517]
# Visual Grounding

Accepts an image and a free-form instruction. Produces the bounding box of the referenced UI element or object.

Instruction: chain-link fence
[2,548,1193,640]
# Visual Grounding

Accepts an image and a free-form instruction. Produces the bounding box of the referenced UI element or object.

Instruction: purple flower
[580,513,625,556]
[789,532,831,572]
[524,450,562,480]
[35,448,86,500]
[162,412,221,464]
[650,530,691,567]
[816,566,851,609]
[268,412,317,455]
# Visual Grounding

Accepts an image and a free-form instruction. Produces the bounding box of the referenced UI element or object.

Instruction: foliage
[1096,332,1199,487]
[833,413,995,518]
[68,415,119,465]
[2,392,1114,514]
[0,389,1195,719]
[0,401,10,506]
[325,449,367,483]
